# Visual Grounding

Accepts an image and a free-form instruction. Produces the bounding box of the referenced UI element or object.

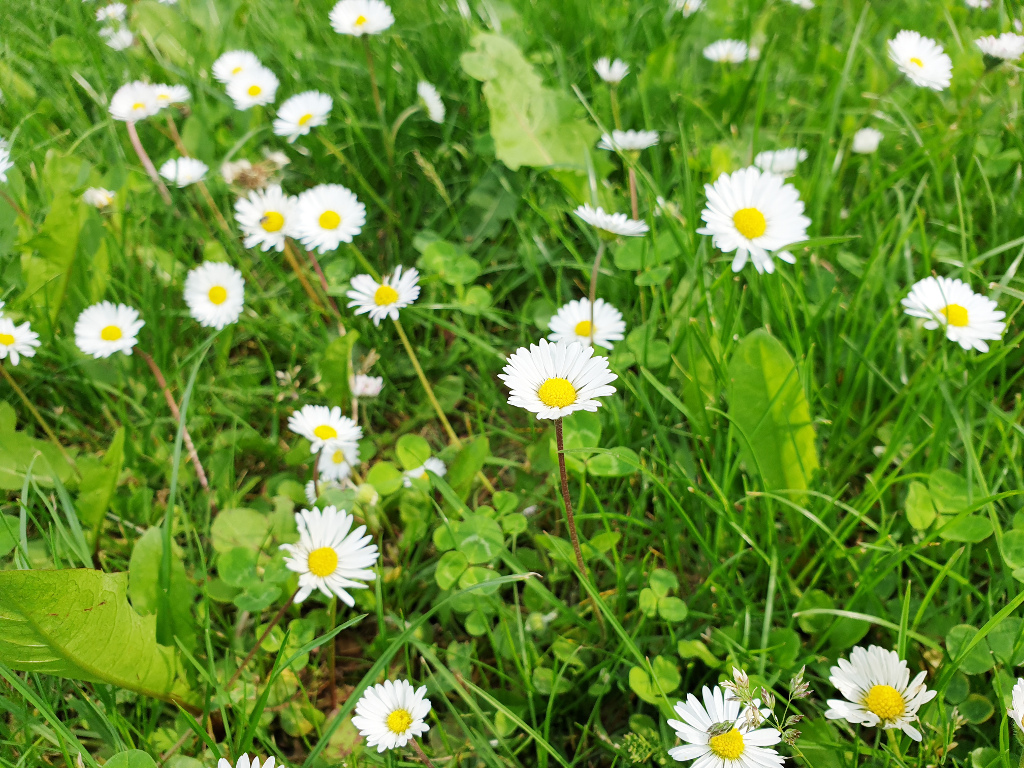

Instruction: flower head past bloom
[417,81,445,123]
[703,40,749,63]
[351,680,431,752]
[888,31,952,90]
[330,0,395,36]
[976,32,1024,60]
[159,157,208,187]
[753,148,808,177]
[217,755,275,768]
[499,339,617,420]
[901,276,1006,352]
[598,129,659,153]
[294,184,366,253]
[594,57,629,83]
[184,262,245,330]
[1007,678,1024,733]
[852,128,883,154]
[347,266,420,326]
[574,204,649,238]
[288,404,363,454]
[667,684,782,767]
[547,298,626,350]
[75,302,144,358]
[234,185,297,252]
[274,91,333,142]
[0,317,40,366]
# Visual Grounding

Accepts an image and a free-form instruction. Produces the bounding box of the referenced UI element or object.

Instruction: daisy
[887,31,953,90]
[153,83,190,106]
[183,262,245,330]
[0,138,13,183]
[976,32,1024,60]
[217,755,275,768]
[74,301,144,358]
[825,645,937,741]
[783,0,814,8]
[403,456,446,487]
[100,26,134,50]
[83,187,116,208]
[417,81,445,123]
[288,404,363,453]
[109,81,160,122]
[673,0,704,17]
[901,276,1006,352]
[965,0,992,7]
[319,438,359,482]
[293,184,366,253]
[159,157,208,187]
[278,505,379,605]
[852,127,883,154]
[667,684,783,767]
[548,298,626,350]
[95,3,126,21]
[346,265,420,326]
[329,0,395,36]
[212,50,262,84]
[697,165,811,274]
[594,57,629,83]
[351,680,432,752]
[703,40,749,63]
[598,129,659,152]
[234,185,297,252]
[1007,679,1024,733]
[499,339,617,420]
[227,65,279,110]
[753,148,808,177]
[273,91,333,142]
[574,204,649,237]
[352,374,383,397]
[0,317,41,366]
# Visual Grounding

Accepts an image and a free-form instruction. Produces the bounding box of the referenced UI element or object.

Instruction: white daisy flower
[697,165,811,274]
[318,438,359,482]
[976,32,1024,60]
[598,129,659,152]
[703,40,749,63]
[288,404,363,453]
[74,301,144,359]
[673,0,704,17]
[234,184,298,252]
[0,317,40,366]
[574,204,649,237]
[227,65,279,110]
[783,0,814,8]
[305,479,343,506]
[278,506,379,605]
[667,684,783,767]
[217,755,275,768]
[83,187,116,208]
[753,148,808,177]
[417,81,445,123]
[329,0,395,36]
[403,456,446,487]
[1008,679,1024,733]
[213,50,262,84]
[273,91,333,143]
[547,298,626,350]
[594,57,629,83]
[100,26,134,50]
[825,645,937,742]
[294,184,366,253]
[159,157,208,187]
[109,81,160,122]
[183,261,245,330]
[0,138,13,183]
[887,30,953,90]
[499,339,617,420]
[346,265,420,326]
[153,83,190,106]
[965,0,991,7]
[852,127,883,154]
[901,276,1006,352]
[352,374,383,397]
[96,3,126,21]
[351,680,432,752]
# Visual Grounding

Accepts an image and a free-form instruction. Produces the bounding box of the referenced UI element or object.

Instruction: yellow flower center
[708,728,745,760]
[132,102,145,111]
[298,113,314,126]
[157,94,170,102]
[247,84,262,97]
[386,708,413,734]
[261,211,285,232]
[374,285,399,306]
[307,546,338,577]
[319,210,341,230]
[208,286,228,305]
[574,320,592,337]
[231,66,243,75]
[940,303,969,327]
[863,684,906,721]
[537,377,577,408]
[733,207,767,240]
[0,333,14,346]
[100,325,123,341]
[909,56,924,67]
[332,449,345,465]
[355,14,367,25]
[314,425,338,440]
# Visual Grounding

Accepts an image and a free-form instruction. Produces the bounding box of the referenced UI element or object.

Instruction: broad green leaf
[133,1,189,66]
[676,639,721,668]
[76,427,125,537]
[795,590,834,634]
[366,461,403,496]
[128,528,196,651]
[320,333,358,411]
[628,655,679,705]
[626,324,670,369]
[20,193,84,323]
[234,584,282,613]
[435,551,469,590]
[396,435,432,471]
[461,285,493,315]
[658,596,688,622]
[649,569,678,598]
[987,617,1024,666]
[454,514,505,564]
[210,508,270,553]
[105,751,157,768]
[960,694,995,724]
[929,469,970,513]
[939,515,992,543]
[0,402,74,489]
[905,481,936,530]
[614,233,680,271]
[1002,531,1024,569]
[448,437,490,501]
[946,624,995,675]
[217,547,258,588]
[587,446,639,477]
[418,241,481,285]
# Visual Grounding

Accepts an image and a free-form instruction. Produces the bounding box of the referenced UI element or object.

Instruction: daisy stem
[0,364,78,475]
[195,181,232,237]
[125,121,172,205]
[609,86,622,131]
[137,349,210,494]
[409,738,438,768]
[301,243,344,321]
[555,417,587,575]
[227,589,297,689]
[627,167,639,221]
[587,240,607,347]
[0,190,32,227]
[282,240,330,314]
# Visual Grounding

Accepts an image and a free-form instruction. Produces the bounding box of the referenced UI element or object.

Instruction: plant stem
[628,167,639,220]
[125,121,172,205]
[409,738,438,768]
[0,190,32,226]
[227,589,297,688]
[588,240,607,347]
[283,239,330,313]
[555,417,586,574]
[393,317,462,447]
[609,86,622,130]
[0,364,78,474]
[196,181,232,236]
[301,242,343,320]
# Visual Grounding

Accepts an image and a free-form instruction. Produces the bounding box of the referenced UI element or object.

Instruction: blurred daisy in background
[319,438,359,482]
[352,680,431,752]
[901,276,1006,352]
[754,148,808,177]
[417,81,445,123]
[594,57,629,83]
[274,91,333,142]
[347,266,421,325]
[288,404,363,453]
[673,0,704,16]
[403,456,446,487]
[574,204,649,237]
[153,83,190,106]
[183,262,245,330]
[965,0,992,7]
[500,339,618,420]
[783,0,814,8]
[83,188,115,208]
[74,302,144,358]
[0,317,40,366]
[109,81,160,121]
[159,157,208,187]
[217,756,273,768]
[100,26,133,50]
[352,374,384,397]
[0,138,13,182]
[1007,679,1024,733]
[95,3,126,21]
[976,32,1024,60]
[666,685,783,767]
[294,184,366,252]
[548,298,625,350]
[234,185,297,251]
[227,65,279,109]
[852,127,883,154]
[330,0,395,36]
[703,40,749,63]
[598,129,659,152]
[888,31,952,90]
[213,50,262,84]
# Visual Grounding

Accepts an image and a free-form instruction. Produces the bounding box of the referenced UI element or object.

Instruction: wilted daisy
[1007,679,1024,733]
[346,265,420,326]
[227,65,279,110]
[319,438,359,482]
[329,0,395,36]
[234,185,297,252]
[294,184,366,253]
[153,83,190,106]
[0,317,40,366]
[703,40,749,63]
[598,130,659,152]
[888,31,952,90]
[274,91,333,142]
[0,139,13,183]
[83,187,115,208]
[74,301,144,359]
[109,81,159,122]
[901,276,1006,352]
[403,456,446,487]
[351,680,431,752]
[100,26,134,50]
[499,339,617,420]
[417,81,445,123]
[279,506,378,605]
[976,32,1024,60]
[673,0,704,16]
[574,204,649,237]
[95,3,126,21]
[754,148,808,177]
[288,405,363,453]
[159,157,208,187]
[825,645,937,741]
[548,298,626,350]
[594,57,629,83]
[667,684,782,767]
[697,166,811,274]
[352,374,383,397]
[212,50,262,84]
[852,127,883,154]
[217,755,275,768]
[183,262,245,330]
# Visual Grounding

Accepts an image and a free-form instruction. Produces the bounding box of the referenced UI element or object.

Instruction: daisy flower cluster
[108,80,190,123]
[94,2,133,50]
